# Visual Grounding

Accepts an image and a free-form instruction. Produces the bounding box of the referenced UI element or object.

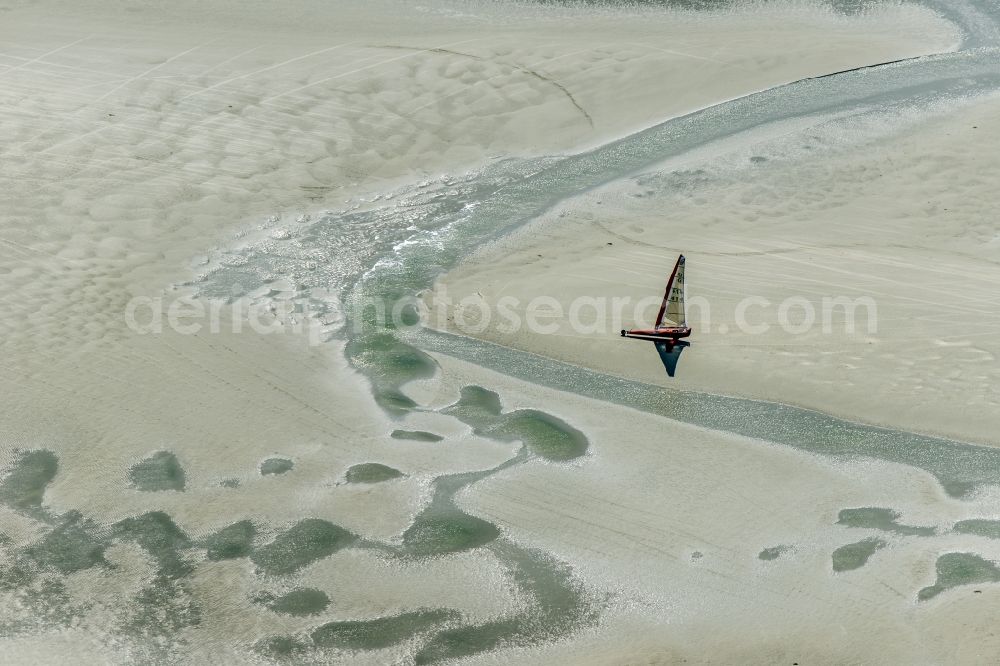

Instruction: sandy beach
[2,0,998,663]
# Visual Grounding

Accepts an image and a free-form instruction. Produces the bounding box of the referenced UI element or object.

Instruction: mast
[666,255,686,327]
[654,254,684,328]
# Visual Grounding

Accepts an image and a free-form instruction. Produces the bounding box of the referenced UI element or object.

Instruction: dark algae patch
[832,537,886,572]
[129,451,185,492]
[23,511,107,574]
[443,386,588,461]
[919,553,1000,600]
[122,574,202,648]
[505,410,589,461]
[837,507,935,536]
[391,430,444,442]
[0,444,597,661]
[398,452,518,560]
[443,385,502,423]
[260,458,294,476]
[758,545,792,561]
[0,449,58,517]
[416,544,596,664]
[953,519,1000,539]
[344,332,438,415]
[112,511,193,579]
[403,512,501,557]
[2,575,87,635]
[251,519,356,575]
[202,520,255,560]
[344,462,404,484]
[312,609,458,650]
[255,635,309,659]
[0,445,595,663]
[107,511,202,657]
[261,588,330,616]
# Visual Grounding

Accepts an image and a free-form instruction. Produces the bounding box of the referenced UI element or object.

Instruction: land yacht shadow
[655,340,690,378]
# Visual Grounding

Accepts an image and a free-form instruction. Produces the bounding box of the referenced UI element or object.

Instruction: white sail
[664,255,686,326]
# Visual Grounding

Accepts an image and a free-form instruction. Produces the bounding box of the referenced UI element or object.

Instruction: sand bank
[429,94,1000,445]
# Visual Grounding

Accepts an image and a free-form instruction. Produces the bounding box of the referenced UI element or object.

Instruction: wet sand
[0,0,985,662]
